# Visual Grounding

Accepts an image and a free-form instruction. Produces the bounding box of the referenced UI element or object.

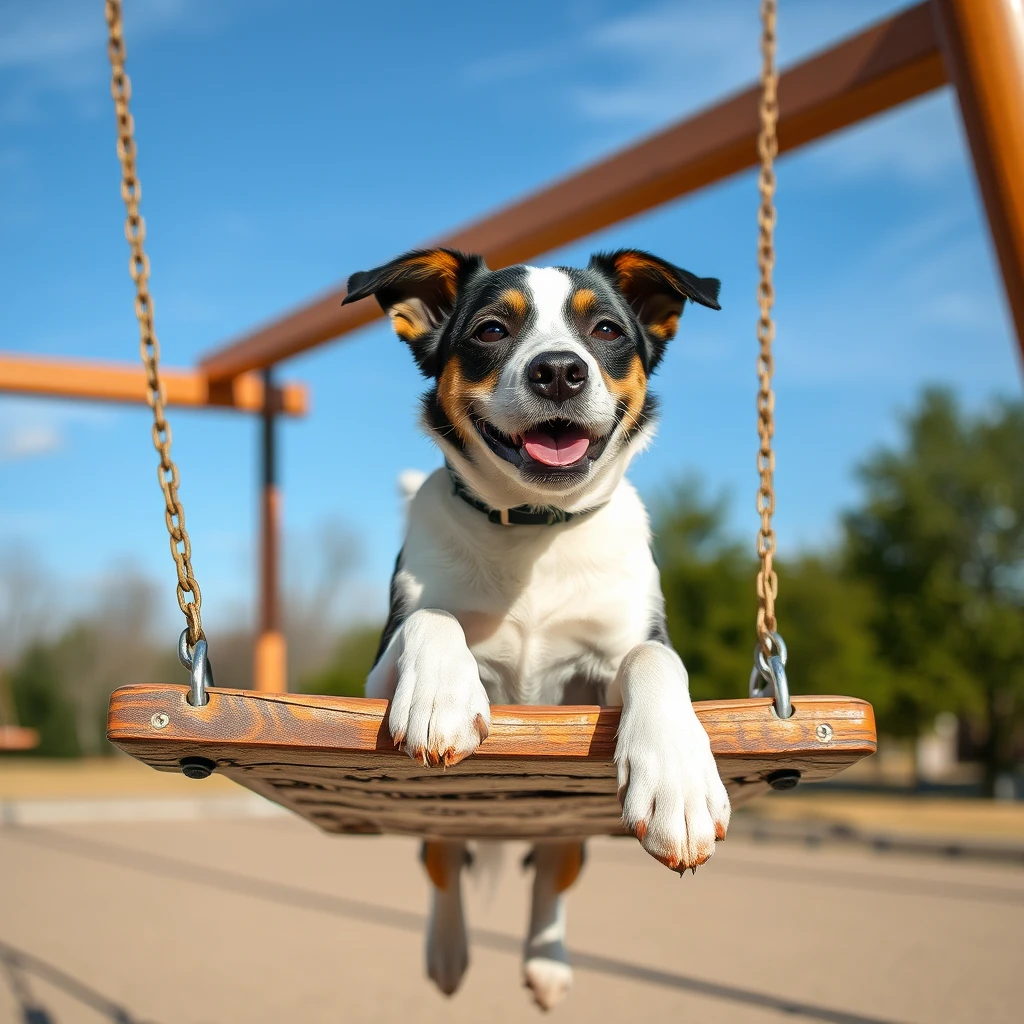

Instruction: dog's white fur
[367,266,730,1005]
[370,469,661,709]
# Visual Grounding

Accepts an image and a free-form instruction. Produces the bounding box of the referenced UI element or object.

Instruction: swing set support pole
[254,366,287,692]
[934,0,1024,369]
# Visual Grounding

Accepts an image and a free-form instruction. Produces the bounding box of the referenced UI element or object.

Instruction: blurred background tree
[845,388,1024,797]
[653,388,1023,795]
[297,625,382,698]
[653,478,752,702]
[653,487,889,712]
[7,643,80,757]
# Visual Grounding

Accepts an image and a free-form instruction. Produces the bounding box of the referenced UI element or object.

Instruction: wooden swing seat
[107,685,875,840]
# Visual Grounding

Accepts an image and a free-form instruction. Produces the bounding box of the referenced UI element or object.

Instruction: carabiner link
[749,630,793,719]
[178,629,215,707]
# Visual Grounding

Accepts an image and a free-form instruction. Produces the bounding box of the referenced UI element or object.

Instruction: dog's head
[343,248,720,511]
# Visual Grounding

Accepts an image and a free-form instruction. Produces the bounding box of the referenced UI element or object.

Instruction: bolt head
[815,723,834,743]
[766,768,801,791]
[150,712,170,730]
[180,756,216,780]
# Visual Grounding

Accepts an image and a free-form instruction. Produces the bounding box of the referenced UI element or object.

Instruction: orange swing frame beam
[0,353,308,415]
[4,0,1024,705]
[198,0,1024,381]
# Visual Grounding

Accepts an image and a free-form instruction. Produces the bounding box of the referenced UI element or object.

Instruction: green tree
[653,479,887,715]
[9,643,81,757]
[844,388,1024,796]
[773,554,892,719]
[653,479,755,701]
[298,624,383,698]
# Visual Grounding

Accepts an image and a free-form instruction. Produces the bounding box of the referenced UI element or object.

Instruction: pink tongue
[522,428,591,467]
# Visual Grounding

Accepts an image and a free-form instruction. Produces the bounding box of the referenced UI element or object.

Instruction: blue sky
[1,0,1022,640]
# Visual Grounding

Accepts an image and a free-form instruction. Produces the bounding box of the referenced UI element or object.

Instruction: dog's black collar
[447,466,604,527]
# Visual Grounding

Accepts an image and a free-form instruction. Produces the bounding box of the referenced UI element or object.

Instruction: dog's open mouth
[472,416,611,472]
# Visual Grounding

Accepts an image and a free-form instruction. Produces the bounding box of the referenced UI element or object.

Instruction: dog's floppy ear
[589,249,720,369]
[343,248,486,375]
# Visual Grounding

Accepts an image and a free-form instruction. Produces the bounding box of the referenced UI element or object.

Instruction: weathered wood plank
[107,685,876,839]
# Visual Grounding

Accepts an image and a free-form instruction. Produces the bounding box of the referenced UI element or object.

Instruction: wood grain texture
[107,686,876,839]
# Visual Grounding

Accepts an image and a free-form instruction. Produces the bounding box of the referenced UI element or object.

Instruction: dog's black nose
[527,352,589,404]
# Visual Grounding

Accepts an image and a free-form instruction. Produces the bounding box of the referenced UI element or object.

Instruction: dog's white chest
[464,548,652,703]
[400,471,661,705]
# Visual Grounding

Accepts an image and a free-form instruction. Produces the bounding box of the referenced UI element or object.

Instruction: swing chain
[755,0,780,653]
[750,0,793,718]
[105,0,205,650]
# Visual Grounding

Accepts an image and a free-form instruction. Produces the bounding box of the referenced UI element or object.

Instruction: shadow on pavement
[590,841,1024,905]
[0,938,156,1024]
[4,826,906,1024]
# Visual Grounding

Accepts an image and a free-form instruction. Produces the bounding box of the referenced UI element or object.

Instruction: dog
[343,247,730,1010]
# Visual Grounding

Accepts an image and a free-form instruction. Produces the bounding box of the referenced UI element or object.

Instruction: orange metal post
[934,0,1024,367]
[0,354,308,415]
[254,367,287,692]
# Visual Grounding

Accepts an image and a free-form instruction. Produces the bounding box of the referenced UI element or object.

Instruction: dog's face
[344,248,720,509]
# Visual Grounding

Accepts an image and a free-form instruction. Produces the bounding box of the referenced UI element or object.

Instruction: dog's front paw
[389,609,490,767]
[614,643,730,872]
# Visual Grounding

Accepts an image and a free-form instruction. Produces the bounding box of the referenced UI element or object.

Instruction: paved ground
[2,815,1023,1024]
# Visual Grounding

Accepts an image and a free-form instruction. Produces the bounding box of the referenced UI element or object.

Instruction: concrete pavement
[2,815,1022,1023]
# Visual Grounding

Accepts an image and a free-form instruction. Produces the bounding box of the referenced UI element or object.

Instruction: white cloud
[570,1,907,124]
[0,397,113,462]
[806,92,965,185]
[571,4,753,127]
[472,0,961,188]
[0,0,189,68]
[0,423,63,461]
[0,0,193,122]
[772,207,1010,389]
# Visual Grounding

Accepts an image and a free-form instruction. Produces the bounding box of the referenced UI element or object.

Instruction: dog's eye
[591,321,623,341]
[474,321,508,343]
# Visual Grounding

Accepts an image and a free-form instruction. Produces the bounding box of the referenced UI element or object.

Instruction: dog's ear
[589,249,720,369]
[343,248,487,375]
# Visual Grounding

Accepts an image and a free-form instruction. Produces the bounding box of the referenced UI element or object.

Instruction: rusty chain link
[755,0,779,653]
[105,0,204,648]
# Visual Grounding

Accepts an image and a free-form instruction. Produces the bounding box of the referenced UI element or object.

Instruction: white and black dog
[343,247,730,1010]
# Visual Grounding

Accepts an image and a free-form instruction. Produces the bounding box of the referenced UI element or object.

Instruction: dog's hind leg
[523,841,584,1010]
[421,840,470,996]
